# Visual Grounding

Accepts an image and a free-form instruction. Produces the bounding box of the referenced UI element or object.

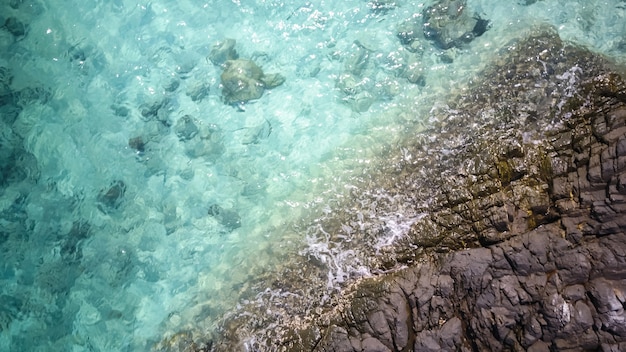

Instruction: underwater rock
[220,59,284,105]
[220,59,265,104]
[241,118,272,145]
[402,59,426,85]
[60,221,91,263]
[396,19,423,51]
[0,66,13,94]
[67,41,106,74]
[349,91,375,113]
[0,96,21,124]
[186,81,210,102]
[9,0,23,9]
[260,73,286,89]
[36,260,81,294]
[295,54,322,78]
[139,97,171,126]
[112,104,129,117]
[164,78,180,92]
[333,41,382,112]
[128,136,145,153]
[241,177,267,198]
[184,123,224,160]
[368,0,397,14]
[97,180,126,211]
[174,115,199,141]
[3,17,26,38]
[208,38,239,66]
[175,56,196,76]
[0,294,22,332]
[422,0,490,49]
[343,41,370,76]
[207,204,241,231]
[335,73,360,96]
[15,86,51,106]
[335,72,376,112]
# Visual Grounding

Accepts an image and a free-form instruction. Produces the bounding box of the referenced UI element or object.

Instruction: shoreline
[199,26,626,352]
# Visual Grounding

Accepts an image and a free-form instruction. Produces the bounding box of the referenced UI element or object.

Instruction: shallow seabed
[0,0,624,350]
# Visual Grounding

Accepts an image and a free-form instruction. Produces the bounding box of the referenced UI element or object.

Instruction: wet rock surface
[189,28,626,352]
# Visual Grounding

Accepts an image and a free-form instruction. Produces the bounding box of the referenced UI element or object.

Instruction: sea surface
[0,0,625,350]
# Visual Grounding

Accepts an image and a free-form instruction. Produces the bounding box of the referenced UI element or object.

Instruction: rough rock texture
[311,228,626,351]
[422,0,489,49]
[289,31,626,352]
[194,28,626,352]
[220,59,285,105]
[208,38,239,67]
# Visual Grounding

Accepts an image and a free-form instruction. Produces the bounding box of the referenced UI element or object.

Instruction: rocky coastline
[189,25,626,352]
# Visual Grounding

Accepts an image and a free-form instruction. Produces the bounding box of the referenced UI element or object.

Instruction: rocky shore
[178,25,626,352]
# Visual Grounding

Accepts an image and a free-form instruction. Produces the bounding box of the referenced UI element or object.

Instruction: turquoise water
[0,0,625,350]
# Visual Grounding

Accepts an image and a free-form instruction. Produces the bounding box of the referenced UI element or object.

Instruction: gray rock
[241,119,272,145]
[208,204,241,231]
[422,0,489,49]
[186,82,210,102]
[97,180,126,211]
[220,59,265,104]
[174,115,199,141]
[208,38,238,66]
[4,17,26,38]
[220,59,284,104]
[343,42,369,76]
[260,73,285,89]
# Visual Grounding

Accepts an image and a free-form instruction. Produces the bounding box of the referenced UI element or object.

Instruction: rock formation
[210,39,285,106]
[173,26,626,352]
[422,0,490,50]
[220,58,285,105]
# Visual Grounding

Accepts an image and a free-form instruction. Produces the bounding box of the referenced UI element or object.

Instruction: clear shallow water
[0,0,625,350]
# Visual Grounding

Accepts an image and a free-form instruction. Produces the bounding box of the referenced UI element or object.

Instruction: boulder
[97,180,126,211]
[207,204,241,231]
[220,59,284,104]
[174,115,199,141]
[208,38,239,66]
[422,0,489,49]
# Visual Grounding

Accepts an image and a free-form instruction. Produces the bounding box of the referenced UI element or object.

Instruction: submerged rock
[368,0,397,14]
[60,221,91,263]
[183,123,224,160]
[241,118,272,145]
[260,73,286,89]
[97,180,126,211]
[174,115,199,141]
[207,204,241,231]
[139,97,172,126]
[3,17,26,38]
[220,59,265,104]
[422,0,489,49]
[208,38,239,67]
[186,81,210,102]
[220,59,284,105]
[128,136,145,153]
